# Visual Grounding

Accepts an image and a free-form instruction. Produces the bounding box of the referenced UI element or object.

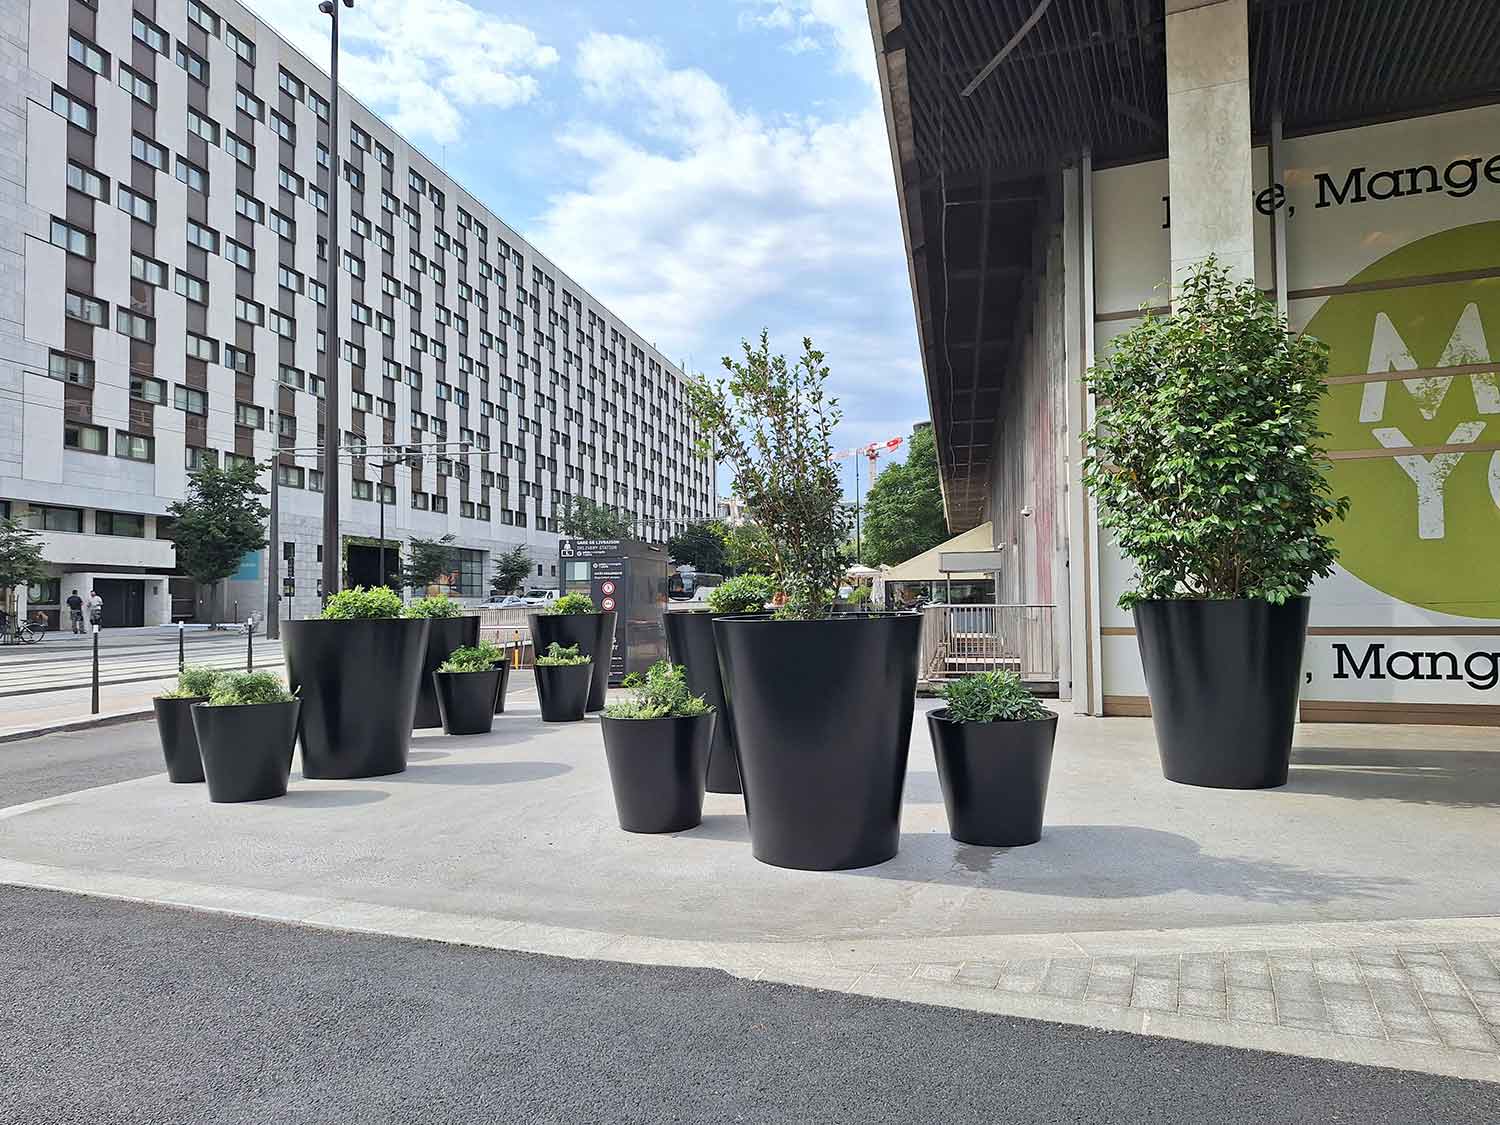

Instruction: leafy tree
[167,461,269,627]
[560,496,634,539]
[490,544,532,596]
[403,534,456,593]
[861,424,948,567]
[668,520,728,574]
[688,332,848,619]
[1081,257,1349,607]
[0,518,48,620]
[722,520,775,575]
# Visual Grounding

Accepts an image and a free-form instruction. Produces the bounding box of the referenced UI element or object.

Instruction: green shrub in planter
[406,594,464,619]
[940,670,1049,723]
[206,671,296,706]
[600,661,716,833]
[706,573,773,616]
[158,664,225,700]
[438,642,506,673]
[319,585,404,620]
[535,642,589,666]
[192,671,299,802]
[847,585,872,607]
[546,593,596,615]
[604,661,710,719]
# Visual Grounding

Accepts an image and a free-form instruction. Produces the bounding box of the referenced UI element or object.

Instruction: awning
[882,522,996,583]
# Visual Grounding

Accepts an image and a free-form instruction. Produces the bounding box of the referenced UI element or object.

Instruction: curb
[0,708,153,745]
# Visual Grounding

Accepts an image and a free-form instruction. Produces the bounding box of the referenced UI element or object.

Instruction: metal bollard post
[91,624,100,715]
[246,622,253,671]
[178,620,185,673]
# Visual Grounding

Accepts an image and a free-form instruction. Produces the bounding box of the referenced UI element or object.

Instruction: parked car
[666,571,725,600]
[484,595,530,608]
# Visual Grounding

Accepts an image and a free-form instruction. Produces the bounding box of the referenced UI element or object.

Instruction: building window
[279,68,304,99]
[176,44,209,85]
[185,446,217,471]
[65,291,106,326]
[307,90,329,121]
[118,65,156,107]
[132,134,167,170]
[226,24,255,65]
[187,1,221,36]
[279,365,305,390]
[130,375,167,404]
[235,402,264,428]
[65,161,107,200]
[278,266,303,293]
[186,221,219,253]
[188,109,220,145]
[25,503,83,531]
[269,311,295,339]
[225,132,253,166]
[132,15,168,54]
[432,495,449,514]
[225,347,255,375]
[175,158,208,193]
[48,351,93,386]
[96,511,146,538]
[68,33,108,75]
[454,549,484,595]
[270,210,294,240]
[62,422,106,454]
[235,297,264,326]
[235,193,263,223]
[410,491,429,510]
[225,239,254,270]
[116,309,154,342]
[49,218,93,258]
[353,480,374,501]
[115,432,155,462]
[51,87,95,131]
[271,112,295,144]
[131,254,167,287]
[174,385,208,415]
[236,87,264,120]
[177,272,209,305]
[277,465,305,489]
[117,185,155,225]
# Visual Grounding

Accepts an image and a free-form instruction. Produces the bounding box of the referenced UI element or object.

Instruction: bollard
[91,624,100,715]
[246,622,253,671]
[178,620,185,673]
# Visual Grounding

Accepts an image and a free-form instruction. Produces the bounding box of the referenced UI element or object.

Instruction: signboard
[560,538,623,560]
[940,550,1006,573]
[231,550,260,581]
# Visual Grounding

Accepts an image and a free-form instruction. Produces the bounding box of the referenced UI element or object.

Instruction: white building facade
[1,0,712,628]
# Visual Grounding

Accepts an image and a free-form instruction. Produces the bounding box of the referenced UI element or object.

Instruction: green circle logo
[1305,221,1500,619]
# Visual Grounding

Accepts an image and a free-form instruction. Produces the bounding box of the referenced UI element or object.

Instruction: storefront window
[454,548,485,597]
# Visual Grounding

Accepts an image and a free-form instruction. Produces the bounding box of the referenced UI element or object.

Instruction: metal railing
[919,603,1058,683]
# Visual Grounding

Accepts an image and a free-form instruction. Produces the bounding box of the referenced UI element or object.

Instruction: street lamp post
[317,0,352,606]
[266,457,279,639]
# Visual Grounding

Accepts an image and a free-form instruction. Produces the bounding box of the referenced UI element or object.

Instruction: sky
[243,0,925,496]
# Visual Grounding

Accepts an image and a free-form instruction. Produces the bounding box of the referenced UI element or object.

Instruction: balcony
[36,530,178,571]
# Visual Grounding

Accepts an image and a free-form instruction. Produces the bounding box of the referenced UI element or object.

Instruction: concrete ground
[1,700,1497,1080]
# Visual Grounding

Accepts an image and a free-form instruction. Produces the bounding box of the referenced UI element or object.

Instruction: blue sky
[246,0,925,495]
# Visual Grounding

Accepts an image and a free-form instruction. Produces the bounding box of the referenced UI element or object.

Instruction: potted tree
[152,665,224,783]
[928,671,1057,846]
[406,594,481,730]
[282,586,430,778]
[529,593,615,712]
[533,642,592,722]
[432,641,507,736]
[600,660,715,833]
[1082,258,1349,789]
[189,671,300,803]
[663,573,773,794]
[690,333,922,871]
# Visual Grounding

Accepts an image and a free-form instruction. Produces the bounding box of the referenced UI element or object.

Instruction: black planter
[433,669,501,736]
[493,659,512,714]
[714,612,922,870]
[413,615,481,728]
[190,700,300,803]
[927,709,1058,846]
[282,617,430,779]
[600,712,715,833]
[530,611,617,711]
[1134,597,1310,789]
[663,609,744,794]
[152,696,207,783]
[535,662,592,722]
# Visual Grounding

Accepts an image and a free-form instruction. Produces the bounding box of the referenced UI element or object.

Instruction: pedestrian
[88,589,103,628]
[66,589,84,634]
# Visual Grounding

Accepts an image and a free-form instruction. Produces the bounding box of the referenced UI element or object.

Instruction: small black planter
[282,617,430,779]
[535,662,592,722]
[153,696,206,783]
[493,659,512,714]
[413,615,481,728]
[714,612,922,870]
[190,700,300,803]
[927,709,1058,846]
[663,609,744,794]
[1134,597,1310,790]
[600,712,715,833]
[530,611,617,711]
[433,669,501,736]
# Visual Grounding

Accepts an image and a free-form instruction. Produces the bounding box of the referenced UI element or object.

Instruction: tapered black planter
[413,615,481,728]
[433,669,501,736]
[190,700,300,803]
[600,712,715,833]
[1134,597,1310,789]
[530,611,617,711]
[714,612,922,870]
[153,696,207,783]
[664,609,741,794]
[927,709,1058,846]
[493,660,512,714]
[282,617,430,779]
[535,662,591,722]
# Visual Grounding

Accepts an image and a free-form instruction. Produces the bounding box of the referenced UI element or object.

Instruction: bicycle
[0,612,45,645]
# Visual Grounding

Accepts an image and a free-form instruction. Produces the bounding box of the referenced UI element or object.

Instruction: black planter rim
[191,699,299,715]
[153,694,207,703]
[928,708,1058,730]
[713,610,919,624]
[1131,595,1311,609]
[600,711,715,727]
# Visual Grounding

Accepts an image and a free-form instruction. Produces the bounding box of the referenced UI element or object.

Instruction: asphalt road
[0,719,163,806]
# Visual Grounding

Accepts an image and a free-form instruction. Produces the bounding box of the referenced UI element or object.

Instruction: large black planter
[152,696,206,783]
[190,700,300,803]
[600,712,715,833]
[535,662,592,722]
[664,609,742,794]
[433,669,501,736]
[493,659,512,713]
[1134,597,1310,790]
[927,709,1057,846]
[413,615,481,729]
[714,612,922,870]
[530,611,617,711]
[282,617,430,779]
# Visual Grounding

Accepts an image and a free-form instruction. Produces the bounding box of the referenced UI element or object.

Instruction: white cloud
[737,0,876,86]
[242,0,558,144]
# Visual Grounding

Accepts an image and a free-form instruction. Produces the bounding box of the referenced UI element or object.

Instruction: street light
[317,0,354,607]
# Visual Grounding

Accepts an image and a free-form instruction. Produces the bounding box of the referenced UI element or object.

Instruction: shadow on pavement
[395,760,572,786]
[687,813,751,843]
[1286,747,1500,808]
[274,789,390,809]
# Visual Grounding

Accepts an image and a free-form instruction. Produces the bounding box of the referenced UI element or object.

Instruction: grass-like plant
[405,594,465,619]
[941,671,1050,723]
[438,641,506,673]
[535,642,589,667]
[158,664,225,699]
[319,585,404,620]
[604,660,710,720]
[847,585,872,606]
[545,593,596,615]
[705,573,773,615]
[204,671,295,707]
[1081,257,1349,608]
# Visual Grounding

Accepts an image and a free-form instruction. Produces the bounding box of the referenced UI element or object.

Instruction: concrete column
[1165,0,1254,290]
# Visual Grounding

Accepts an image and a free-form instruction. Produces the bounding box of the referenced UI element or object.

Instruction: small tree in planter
[531,592,614,712]
[687,332,923,871]
[152,665,225,783]
[533,642,592,722]
[282,585,430,778]
[189,671,300,803]
[600,661,715,833]
[432,641,507,735]
[406,594,481,730]
[1082,257,1349,789]
[929,671,1057,846]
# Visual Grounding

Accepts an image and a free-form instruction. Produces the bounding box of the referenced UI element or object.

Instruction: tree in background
[860,424,948,567]
[491,544,533,597]
[0,518,48,623]
[721,520,775,576]
[667,520,728,574]
[403,534,456,594]
[560,496,635,539]
[167,460,269,628]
